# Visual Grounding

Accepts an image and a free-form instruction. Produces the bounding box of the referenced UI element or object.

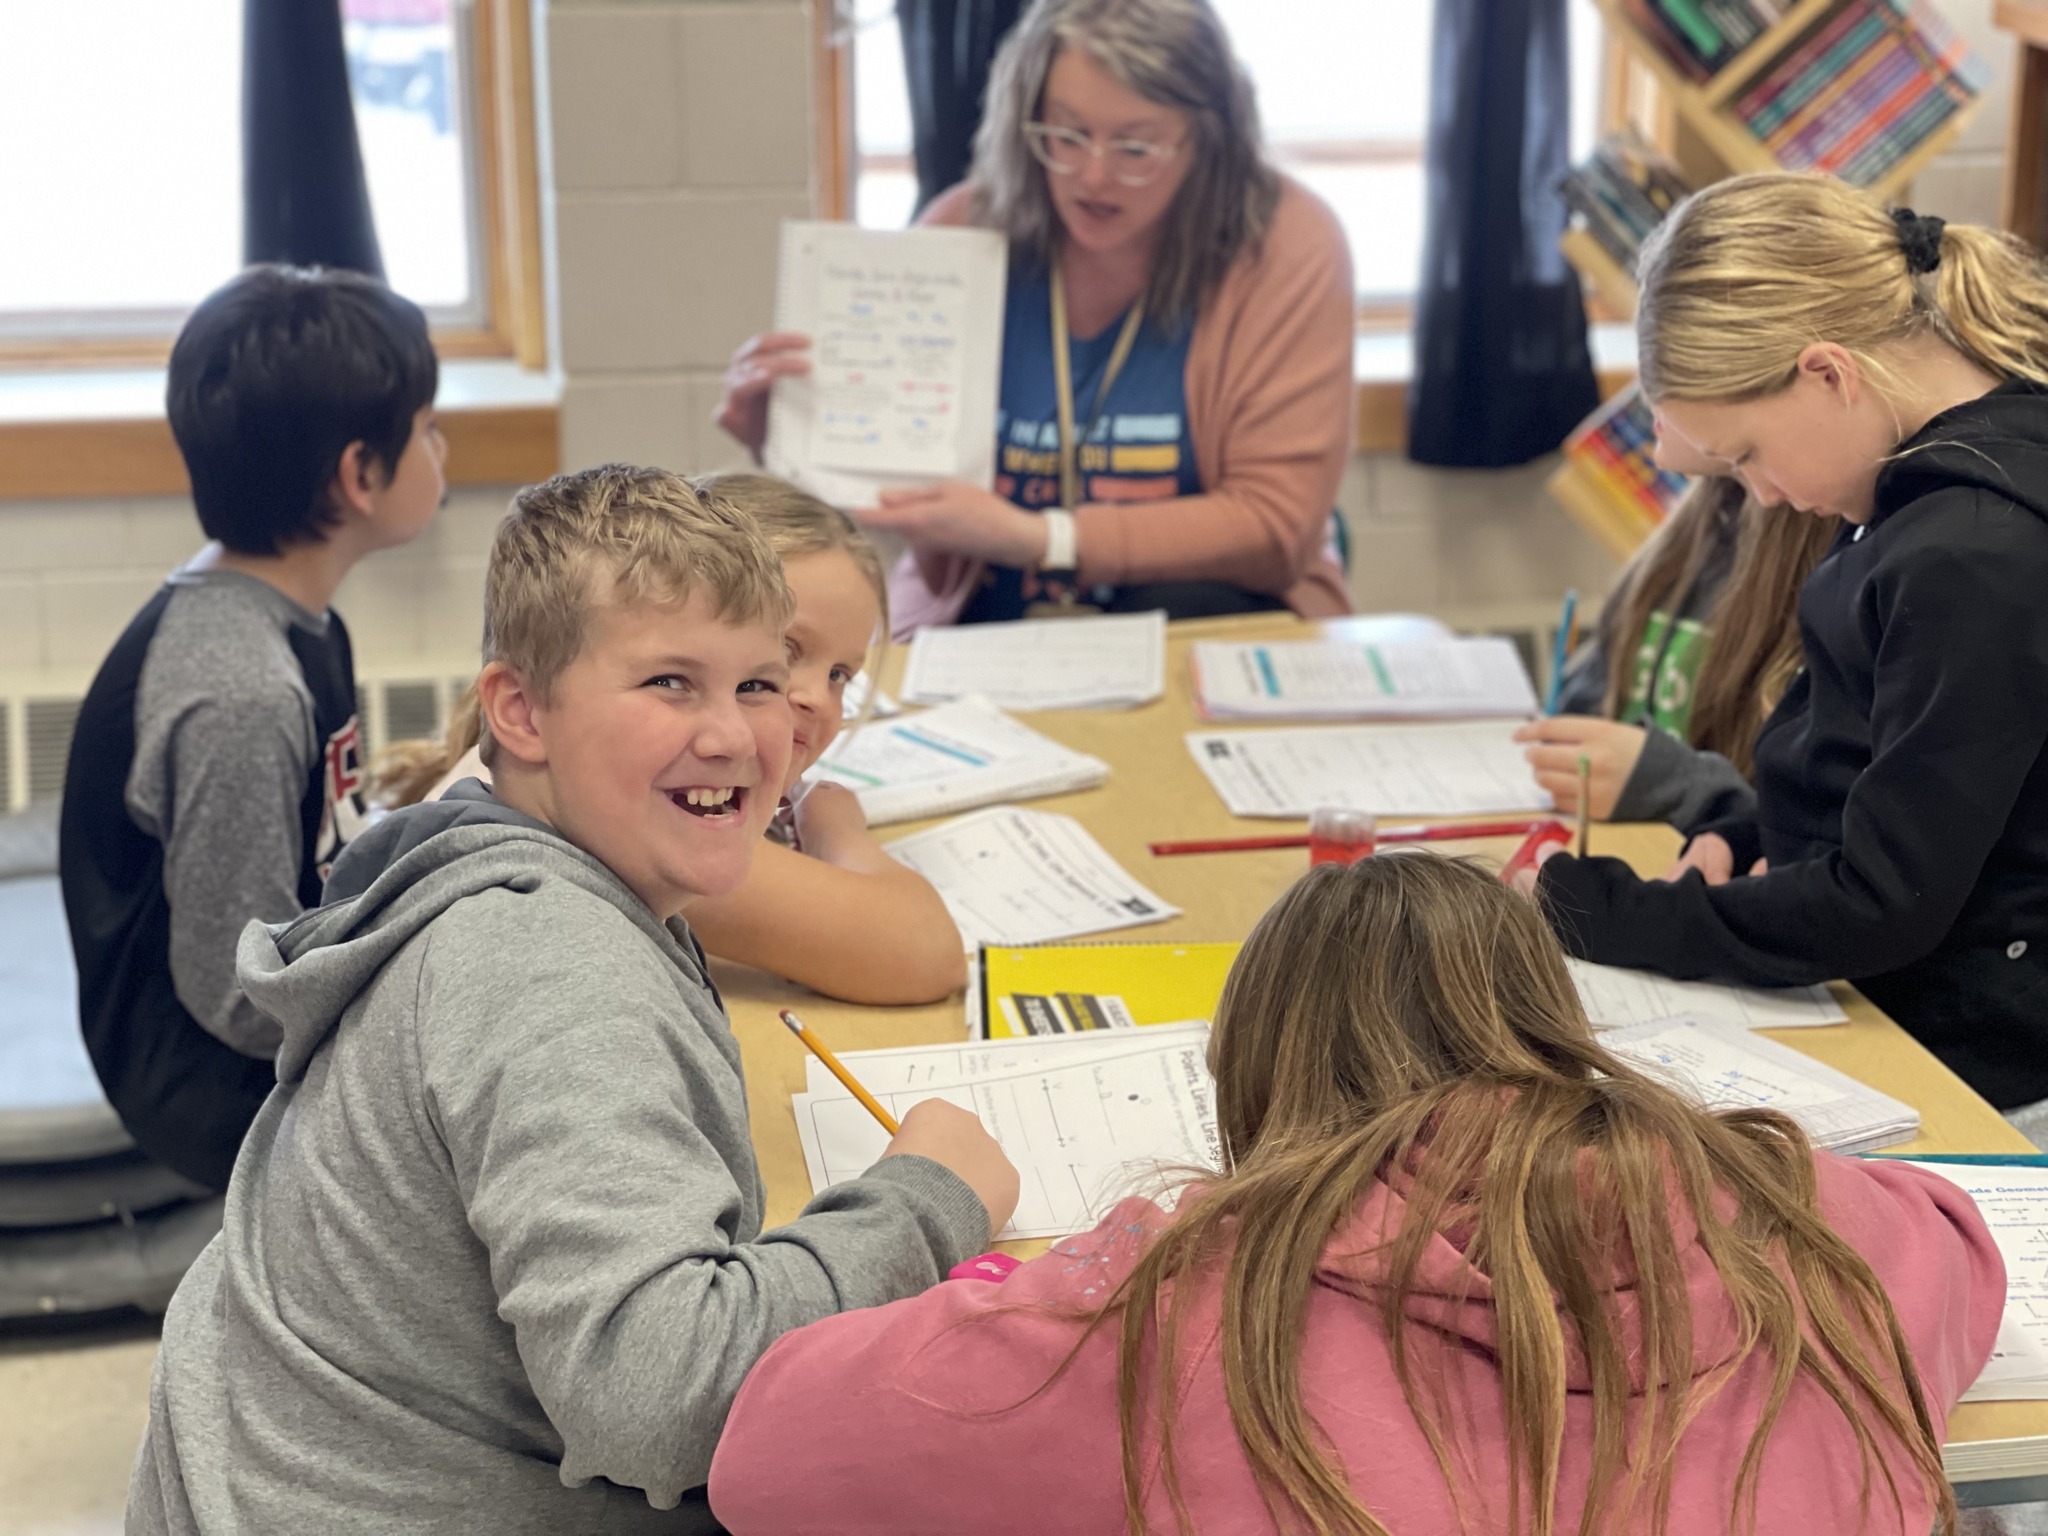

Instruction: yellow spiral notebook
[973,940,1243,1040]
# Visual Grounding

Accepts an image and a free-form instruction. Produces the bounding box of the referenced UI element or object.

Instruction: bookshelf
[1552,0,1988,556]
[1996,0,2048,251]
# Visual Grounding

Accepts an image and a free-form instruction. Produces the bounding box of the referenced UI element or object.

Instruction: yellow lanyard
[1050,262,1145,512]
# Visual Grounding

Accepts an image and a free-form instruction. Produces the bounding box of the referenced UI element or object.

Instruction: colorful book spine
[1738,4,1878,128]
[1759,14,1896,148]
[1777,42,1916,167]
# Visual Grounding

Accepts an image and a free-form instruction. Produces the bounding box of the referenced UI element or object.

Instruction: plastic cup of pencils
[1308,808,1377,866]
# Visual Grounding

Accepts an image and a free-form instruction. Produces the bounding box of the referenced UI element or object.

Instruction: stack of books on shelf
[1561,133,1694,272]
[1562,383,1689,532]
[1624,0,1793,80]
[1730,0,1988,187]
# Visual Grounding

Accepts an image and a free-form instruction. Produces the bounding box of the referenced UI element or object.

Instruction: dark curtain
[897,0,1025,215]
[1408,0,1598,468]
[243,0,385,277]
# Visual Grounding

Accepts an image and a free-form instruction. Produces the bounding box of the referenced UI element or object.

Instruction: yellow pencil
[780,1010,901,1135]
[1576,753,1592,858]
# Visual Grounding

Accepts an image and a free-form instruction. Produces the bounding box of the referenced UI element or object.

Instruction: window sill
[0,360,560,502]
[1352,322,1638,455]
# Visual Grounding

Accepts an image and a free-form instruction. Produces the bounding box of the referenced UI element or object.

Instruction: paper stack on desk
[1186,720,1547,819]
[1899,1161,2048,1401]
[1566,960,1847,1031]
[809,698,1108,826]
[901,611,1167,711]
[792,1024,1218,1239]
[1190,636,1539,722]
[1602,1013,1918,1154]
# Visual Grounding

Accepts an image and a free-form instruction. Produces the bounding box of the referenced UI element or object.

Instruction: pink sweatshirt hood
[1318,1153,1745,1396]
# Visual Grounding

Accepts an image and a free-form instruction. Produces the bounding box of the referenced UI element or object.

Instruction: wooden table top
[703,612,2043,1472]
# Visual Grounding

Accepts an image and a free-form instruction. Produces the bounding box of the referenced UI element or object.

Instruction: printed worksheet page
[794,1036,1220,1239]
[1566,959,1847,1030]
[801,1022,1210,1096]
[1185,720,1547,818]
[764,222,1007,506]
[1903,1161,2048,1399]
[884,806,1181,947]
[1191,636,1539,720]
[901,611,1167,712]
[808,698,1107,825]
[1601,1013,1917,1153]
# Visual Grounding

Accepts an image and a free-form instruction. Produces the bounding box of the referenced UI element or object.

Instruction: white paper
[794,1037,1221,1239]
[764,222,1007,506]
[1601,1013,1918,1154]
[1191,636,1539,721]
[884,806,1180,948]
[1185,720,1548,819]
[1567,960,1847,1031]
[809,698,1108,826]
[801,1021,1210,1096]
[1901,1162,2048,1400]
[901,611,1167,712]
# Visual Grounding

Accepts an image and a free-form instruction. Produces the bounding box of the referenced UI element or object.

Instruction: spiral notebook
[808,698,1108,827]
[763,221,1008,507]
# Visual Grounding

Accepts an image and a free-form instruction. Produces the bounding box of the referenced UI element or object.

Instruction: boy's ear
[476,661,549,768]
[330,440,386,522]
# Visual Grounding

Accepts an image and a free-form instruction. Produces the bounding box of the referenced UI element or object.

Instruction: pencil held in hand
[781,1010,900,1134]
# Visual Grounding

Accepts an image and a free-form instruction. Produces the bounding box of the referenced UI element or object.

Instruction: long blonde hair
[1076,856,1952,1536]
[369,473,888,809]
[969,0,1279,326]
[1600,475,1834,776]
[1636,171,2048,403]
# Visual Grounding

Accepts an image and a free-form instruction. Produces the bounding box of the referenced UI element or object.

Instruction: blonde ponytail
[1637,172,2048,404]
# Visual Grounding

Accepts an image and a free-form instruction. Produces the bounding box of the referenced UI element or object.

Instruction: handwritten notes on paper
[902,611,1167,712]
[765,223,1007,506]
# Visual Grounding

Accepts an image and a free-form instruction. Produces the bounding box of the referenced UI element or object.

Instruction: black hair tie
[1891,206,1946,274]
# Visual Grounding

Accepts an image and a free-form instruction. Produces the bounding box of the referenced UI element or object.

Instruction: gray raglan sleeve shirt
[415,891,991,1505]
[127,582,320,1059]
[1610,726,1759,832]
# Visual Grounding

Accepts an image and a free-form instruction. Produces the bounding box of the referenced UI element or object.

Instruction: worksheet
[764,222,1007,506]
[901,611,1167,712]
[801,1022,1210,1096]
[1601,1014,1918,1154]
[793,1036,1221,1238]
[1566,960,1847,1030]
[1901,1162,2048,1400]
[1191,636,1539,721]
[1185,720,1548,819]
[884,806,1181,948]
[809,698,1108,825]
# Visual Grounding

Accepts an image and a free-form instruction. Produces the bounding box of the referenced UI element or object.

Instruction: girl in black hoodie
[1528,172,2048,1120]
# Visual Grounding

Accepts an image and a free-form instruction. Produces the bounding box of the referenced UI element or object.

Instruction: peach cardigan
[889,173,1357,634]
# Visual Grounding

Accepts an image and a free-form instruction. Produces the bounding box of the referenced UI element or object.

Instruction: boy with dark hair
[59,264,444,1192]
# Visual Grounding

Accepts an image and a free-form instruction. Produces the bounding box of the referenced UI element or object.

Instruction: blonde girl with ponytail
[709,853,2001,1536]
[1525,171,2048,1123]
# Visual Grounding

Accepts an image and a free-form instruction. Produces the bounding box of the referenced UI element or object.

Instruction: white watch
[1041,509,1079,573]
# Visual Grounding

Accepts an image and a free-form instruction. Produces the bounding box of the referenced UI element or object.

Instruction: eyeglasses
[1023,122,1181,187]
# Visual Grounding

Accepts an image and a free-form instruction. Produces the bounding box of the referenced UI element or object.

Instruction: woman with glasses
[715,0,1356,629]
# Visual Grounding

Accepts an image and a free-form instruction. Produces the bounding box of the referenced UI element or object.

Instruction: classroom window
[843,0,1608,313]
[0,0,495,351]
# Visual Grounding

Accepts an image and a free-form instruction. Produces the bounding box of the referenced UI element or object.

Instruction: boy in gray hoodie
[129,465,1016,1534]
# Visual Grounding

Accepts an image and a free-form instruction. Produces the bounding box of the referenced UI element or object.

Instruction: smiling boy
[129,465,1016,1535]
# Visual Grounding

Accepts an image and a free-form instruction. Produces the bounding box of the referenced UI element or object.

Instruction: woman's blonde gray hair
[1636,171,2048,404]
[967,0,1279,326]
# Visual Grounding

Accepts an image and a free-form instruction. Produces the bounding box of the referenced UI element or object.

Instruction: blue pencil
[1860,1152,2048,1167]
[1542,590,1578,715]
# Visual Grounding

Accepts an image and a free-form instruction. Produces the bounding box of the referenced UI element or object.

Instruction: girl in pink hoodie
[709,854,2004,1536]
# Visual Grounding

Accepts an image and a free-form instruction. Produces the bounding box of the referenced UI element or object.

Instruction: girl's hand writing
[1659,832,1768,883]
[1513,716,1648,820]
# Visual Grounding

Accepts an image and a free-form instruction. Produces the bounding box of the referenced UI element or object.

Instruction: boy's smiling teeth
[680,786,736,807]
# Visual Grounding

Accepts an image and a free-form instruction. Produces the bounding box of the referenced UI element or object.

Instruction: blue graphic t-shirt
[961,265,1200,622]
